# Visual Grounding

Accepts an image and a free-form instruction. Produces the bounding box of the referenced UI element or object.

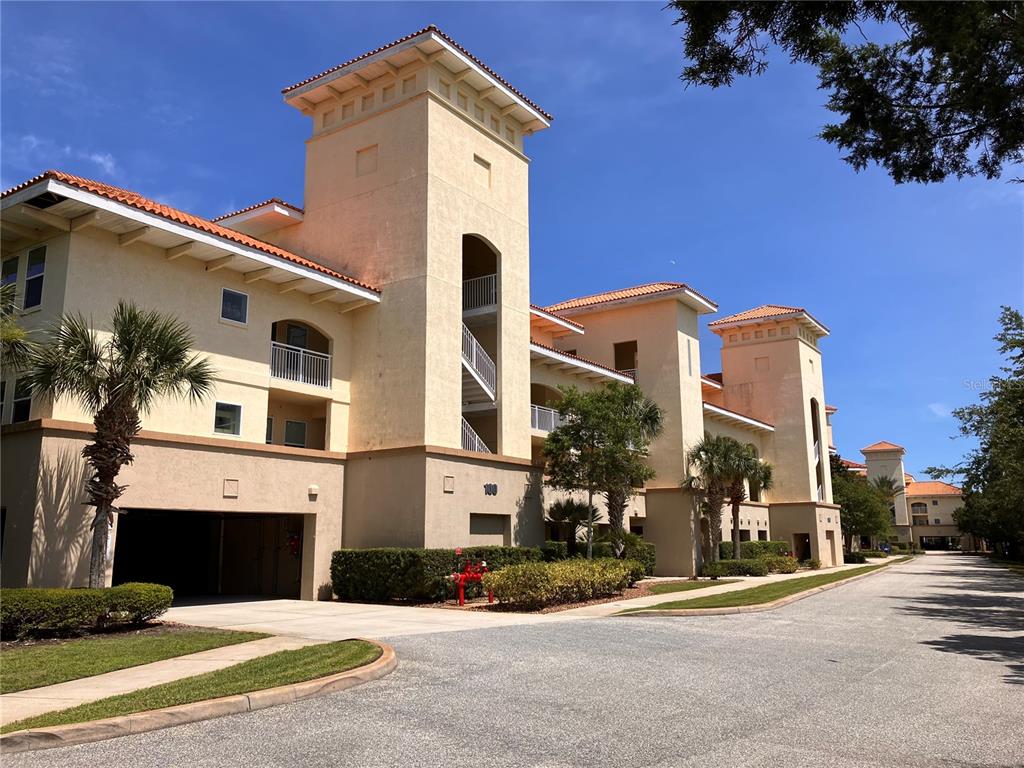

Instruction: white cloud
[927,402,951,418]
[4,134,120,179]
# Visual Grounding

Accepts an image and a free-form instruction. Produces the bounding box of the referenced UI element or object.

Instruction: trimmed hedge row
[481,558,639,610]
[761,555,799,574]
[718,540,791,560]
[704,559,770,578]
[843,550,868,563]
[540,538,657,576]
[330,546,543,602]
[0,583,173,639]
[857,549,889,558]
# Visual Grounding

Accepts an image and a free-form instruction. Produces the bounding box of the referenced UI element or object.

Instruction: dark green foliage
[929,308,1024,560]
[703,559,770,578]
[330,547,543,602]
[830,453,894,549]
[544,534,656,576]
[541,540,569,562]
[857,549,889,558]
[843,550,868,564]
[0,583,173,639]
[804,558,822,570]
[718,540,790,560]
[670,2,1024,183]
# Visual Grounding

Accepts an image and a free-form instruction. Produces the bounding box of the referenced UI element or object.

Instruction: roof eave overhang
[702,402,775,433]
[283,30,551,130]
[529,306,584,336]
[709,311,830,337]
[4,178,380,305]
[529,343,633,384]
[215,203,304,232]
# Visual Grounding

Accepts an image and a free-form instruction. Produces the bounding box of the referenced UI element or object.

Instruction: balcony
[270,341,332,389]
[461,416,491,453]
[531,404,563,433]
[463,274,497,315]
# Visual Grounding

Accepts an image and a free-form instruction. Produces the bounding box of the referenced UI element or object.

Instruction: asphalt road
[11,553,1023,768]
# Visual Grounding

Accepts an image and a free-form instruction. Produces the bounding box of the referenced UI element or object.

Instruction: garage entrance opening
[112,510,303,599]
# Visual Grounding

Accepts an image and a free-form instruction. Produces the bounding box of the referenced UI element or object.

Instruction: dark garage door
[112,510,303,598]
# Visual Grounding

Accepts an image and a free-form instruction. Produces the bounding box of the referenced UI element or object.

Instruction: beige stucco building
[0,26,843,599]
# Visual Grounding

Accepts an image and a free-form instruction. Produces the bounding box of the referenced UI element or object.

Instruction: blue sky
[2,2,1021,476]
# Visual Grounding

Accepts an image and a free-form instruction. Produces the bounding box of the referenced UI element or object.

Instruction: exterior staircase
[461,322,496,403]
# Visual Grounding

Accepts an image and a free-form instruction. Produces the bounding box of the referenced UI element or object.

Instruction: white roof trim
[703,402,775,433]
[15,178,379,304]
[700,376,723,390]
[711,310,829,337]
[530,343,633,384]
[530,307,584,335]
[683,287,718,313]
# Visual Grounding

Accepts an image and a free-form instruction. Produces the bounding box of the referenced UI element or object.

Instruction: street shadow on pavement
[887,567,1024,686]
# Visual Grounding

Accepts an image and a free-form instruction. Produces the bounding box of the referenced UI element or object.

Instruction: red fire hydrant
[449,550,494,606]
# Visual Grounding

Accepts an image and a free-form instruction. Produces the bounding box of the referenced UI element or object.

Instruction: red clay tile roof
[2,171,377,293]
[841,458,866,469]
[703,372,723,384]
[708,304,829,332]
[212,198,304,222]
[281,25,552,121]
[861,440,905,453]
[825,404,838,413]
[529,339,633,380]
[906,480,962,497]
[529,304,584,332]
[545,282,717,313]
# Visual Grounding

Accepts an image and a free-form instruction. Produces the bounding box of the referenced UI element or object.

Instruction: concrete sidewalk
[0,635,316,727]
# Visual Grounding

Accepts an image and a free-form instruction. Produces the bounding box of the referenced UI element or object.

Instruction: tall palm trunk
[585,488,594,559]
[729,481,747,560]
[606,486,628,557]
[81,399,140,588]
[705,487,725,563]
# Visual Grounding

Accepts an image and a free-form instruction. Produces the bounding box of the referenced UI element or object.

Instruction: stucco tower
[862,441,911,542]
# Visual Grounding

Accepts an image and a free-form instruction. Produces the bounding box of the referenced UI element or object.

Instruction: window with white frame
[214,402,242,435]
[220,288,248,325]
[23,247,45,309]
[284,420,307,448]
[1,256,17,290]
[265,417,274,444]
[11,379,32,423]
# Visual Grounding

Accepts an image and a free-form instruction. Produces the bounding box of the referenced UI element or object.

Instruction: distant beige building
[847,442,974,550]
[0,26,842,599]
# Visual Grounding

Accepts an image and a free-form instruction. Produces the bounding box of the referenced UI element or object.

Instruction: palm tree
[604,386,664,555]
[687,434,734,565]
[726,447,774,559]
[545,498,597,557]
[1,283,32,371]
[24,302,214,588]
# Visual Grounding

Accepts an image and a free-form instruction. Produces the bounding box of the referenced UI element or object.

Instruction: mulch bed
[424,579,689,614]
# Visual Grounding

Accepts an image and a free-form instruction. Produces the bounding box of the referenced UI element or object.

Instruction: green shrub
[719,540,791,560]
[761,555,799,574]
[105,583,173,624]
[858,549,889,558]
[843,550,868,563]
[330,546,543,602]
[482,558,633,609]
[703,559,770,578]
[541,541,568,562]
[0,583,173,640]
[803,558,822,570]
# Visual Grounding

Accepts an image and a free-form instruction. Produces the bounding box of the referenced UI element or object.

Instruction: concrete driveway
[11,553,1023,767]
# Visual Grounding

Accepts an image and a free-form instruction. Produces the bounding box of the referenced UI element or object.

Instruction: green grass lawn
[646,579,739,595]
[2,639,381,734]
[622,560,908,614]
[1,627,269,694]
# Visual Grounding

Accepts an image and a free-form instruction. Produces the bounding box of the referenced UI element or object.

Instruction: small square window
[1,256,17,287]
[382,84,395,103]
[473,105,484,122]
[934,518,941,525]
[214,403,241,435]
[403,75,416,94]
[265,417,274,444]
[931,499,938,506]
[490,116,500,133]
[457,92,468,111]
[361,93,374,111]
[504,126,515,143]
[439,80,450,98]
[341,101,354,119]
[221,288,248,325]
[321,109,336,128]
[284,420,307,448]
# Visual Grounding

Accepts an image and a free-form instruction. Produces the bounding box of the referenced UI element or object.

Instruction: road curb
[622,559,908,617]
[0,638,396,754]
